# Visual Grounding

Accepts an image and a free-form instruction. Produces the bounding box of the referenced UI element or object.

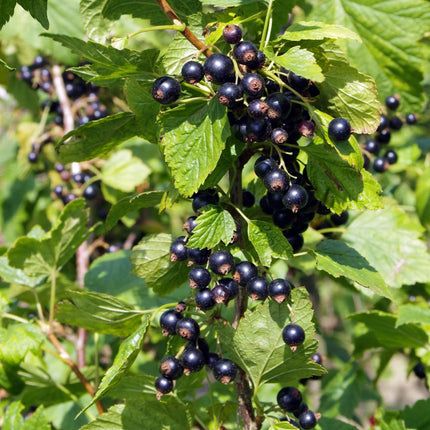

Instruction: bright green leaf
[79,0,112,43]
[396,304,430,327]
[186,206,236,249]
[248,220,293,266]
[201,0,267,5]
[162,97,231,197]
[22,405,50,430]
[0,256,45,288]
[416,166,430,227]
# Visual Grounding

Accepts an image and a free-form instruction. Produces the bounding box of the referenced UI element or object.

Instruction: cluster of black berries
[277,386,319,428]
[19,56,108,164]
[413,361,429,389]
[156,305,237,399]
[362,95,418,173]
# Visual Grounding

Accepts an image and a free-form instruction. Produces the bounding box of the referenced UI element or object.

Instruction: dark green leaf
[248,220,293,266]
[1,58,15,71]
[416,166,430,227]
[130,234,189,296]
[105,191,164,231]
[17,0,48,29]
[186,206,236,249]
[318,417,360,430]
[82,317,150,413]
[402,398,430,429]
[80,404,124,430]
[162,97,231,196]
[58,113,139,163]
[350,311,428,349]
[55,290,143,337]
[125,79,160,143]
[313,239,391,298]
[216,288,324,390]
[0,0,17,30]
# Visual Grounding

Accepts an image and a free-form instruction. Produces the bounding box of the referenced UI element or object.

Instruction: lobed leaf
[17,0,49,29]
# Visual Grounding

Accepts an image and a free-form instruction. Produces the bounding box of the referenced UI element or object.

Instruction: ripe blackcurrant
[240,73,265,98]
[283,231,304,253]
[406,113,417,125]
[299,410,317,429]
[63,193,77,204]
[217,82,243,107]
[182,346,206,374]
[385,95,399,111]
[53,185,63,197]
[181,61,204,84]
[189,266,211,289]
[192,189,219,212]
[213,359,238,384]
[282,324,305,349]
[223,24,242,44]
[170,236,188,262]
[207,352,220,369]
[187,247,211,266]
[28,152,38,163]
[160,310,183,336]
[195,288,216,311]
[373,157,387,173]
[377,114,389,131]
[83,184,98,200]
[389,116,403,130]
[376,129,391,144]
[244,117,270,143]
[282,185,308,213]
[203,53,235,84]
[311,353,323,365]
[248,99,269,118]
[233,41,259,68]
[268,279,292,303]
[272,209,294,229]
[183,216,198,234]
[265,93,291,120]
[233,261,258,286]
[331,211,349,226]
[328,117,351,143]
[155,375,174,398]
[217,277,239,300]
[242,189,255,207]
[263,168,289,193]
[271,128,288,145]
[152,76,181,104]
[176,317,200,341]
[254,156,276,179]
[277,386,303,412]
[293,402,309,418]
[384,149,398,165]
[288,71,309,93]
[160,356,184,379]
[209,250,234,275]
[363,139,380,155]
[413,362,426,379]
[267,192,286,210]
[260,194,274,215]
[211,283,230,304]
[247,276,269,301]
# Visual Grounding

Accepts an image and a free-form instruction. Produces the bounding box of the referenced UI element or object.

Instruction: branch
[155,0,213,57]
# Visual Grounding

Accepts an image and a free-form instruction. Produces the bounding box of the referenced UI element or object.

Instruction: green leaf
[22,405,50,430]
[248,220,293,266]
[105,191,164,231]
[0,256,45,288]
[402,398,430,430]
[162,97,231,196]
[303,137,382,213]
[416,166,430,227]
[43,34,159,84]
[216,288,324,390]
[350,311,428,349]
[201,0,267,5]
[269,422,300,430]
[101,149,151,193]
[7,199,91,277]
[0,0,17,30]
[343,205,430,288]
[1,57,15,71]
[396,304,430,327]
[0,323,44,365]
[125,79,160,143]
[55,291,142,337]
[82,318,150,413]
[308,0,430,112]
[279,20,361,42]
[2,401,24,430]
[313,239,391,299]
[130,234,189,296]
[318,417,360,430]
[17,0,48,29]
[315,45,381,134]
[79,0,112,43]
[266,45,324,82]
[58,113,139,163]
[186,206,236,249]
[81,404,124,430]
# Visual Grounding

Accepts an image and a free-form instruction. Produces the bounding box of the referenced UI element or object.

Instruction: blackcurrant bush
[195,288,216,311]
[282,185,308,213]
[160,310,183,336]
[189,266,211,289]
[268,279,292,303]
[277,386,303,412]
[328,117,351,143]
[176,317,200,341]
[181,61,204,84]
[271,128,288,145]
[203,53,235,84]
[265,93,291,120]
[384,149,398,165]
[242,189,255,207]
[233,41,259,68]
[248,99,269,119]
[209,250,234,275]
[217,83,243,108]
[223,24,242,44]
[218,277,239,300]
[385,95,399,111]
[233,261,258,286]
[152,77,181,104]
[213,359,238,384]
[182,346,206,374]
[183,216,198,234]
[160,356,184,379]
[299,410,317,429]
[240,73,265,98]
[170,236,188,262]
[373,156,387,173]
[247,276,269,301]
[254,156,276,179]
[263,168,289,193]
[155,375,174,398]
[363,139,380,155]
[282,324,305,349]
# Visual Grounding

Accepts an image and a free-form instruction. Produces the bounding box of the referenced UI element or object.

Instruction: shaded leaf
[17,0,48,29]
[416,166,430,227]
[1,57,15,71]
[0,0,17,30]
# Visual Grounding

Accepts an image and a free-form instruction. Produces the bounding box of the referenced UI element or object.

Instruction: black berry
[263,168,289,193]
[254,156,276,179]
[83,184,98,200]
[160,356,184,379]
[152,76,181,104]
[181,61,204,84]
[413,362,426,379]
[282,185,308,213]
[373,157,387,173]
[247,276,269,301]
[223,24,242,44]
[187,247,211,266]
[265,93,291,120]
[385,95,399,111]
[283,231,304,252]
[233,41,259,69]
[363,139,380,155]
[406,113,417,125]
[242,189,255,207]
[377,114,389,131]
[384,149,398,164]
[176,317,200,341]
[389,116,403,130]
[203,53,235,84]
[273,209,294,229]
[232,261,258,286]
[195,288,216,311]
[28,152,38,163]
[328,118,351,143]
[268,279,292,303]
[192,189,219,212]
[277,386,303,412]
[248,99,269,119]
[160,310,183,336]
[218,277,239,300]
[240,73,265,98]
[282,324,305,349]
[217,82,243,107]
[271,128,288,145]
[213,359,237,384]
[170,236,188,262]
[182,346,206,374]
[209,250,234,275]
[376,129,391,144]
[189,266,211,289]
[183,216,198,234]
[155,375,174,399]
[299,410,317,429]
[211,283,230,304]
